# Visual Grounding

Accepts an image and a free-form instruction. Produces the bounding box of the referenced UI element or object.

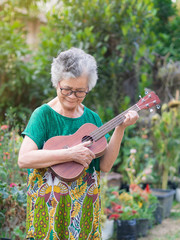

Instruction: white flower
[130,149,137,154]
[169,166,176,173]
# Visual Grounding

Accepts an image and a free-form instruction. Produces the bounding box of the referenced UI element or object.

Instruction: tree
[36,0,157,116]
[0,0,158,126]
[152,0,180,60]
[0,0,49,127]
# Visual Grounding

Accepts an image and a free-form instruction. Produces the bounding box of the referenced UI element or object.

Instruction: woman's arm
[18,136,95,169]
[100,110,139,172]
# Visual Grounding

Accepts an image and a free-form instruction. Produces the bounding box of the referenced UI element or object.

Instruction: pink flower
[144,168,152,175]
[142,176,146,181]
[10,183,17,187]
[1,125,9,130]
[112,191,119,197]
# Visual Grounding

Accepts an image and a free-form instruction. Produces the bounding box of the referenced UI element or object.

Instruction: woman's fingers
[70,141,95,167]
[123,110,139,127]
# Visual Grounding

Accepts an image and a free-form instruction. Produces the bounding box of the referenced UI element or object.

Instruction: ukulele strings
[91,105,139,141]
[92,104,139,141]
[81,105,139,143]
[87,104,139,142]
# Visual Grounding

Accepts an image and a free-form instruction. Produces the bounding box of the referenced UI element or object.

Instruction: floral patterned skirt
[26,168,102,240]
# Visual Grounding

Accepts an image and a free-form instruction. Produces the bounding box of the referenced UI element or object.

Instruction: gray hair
[51,48,98,91]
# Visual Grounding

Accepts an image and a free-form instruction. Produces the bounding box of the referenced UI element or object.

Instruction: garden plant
[0,124,27,239]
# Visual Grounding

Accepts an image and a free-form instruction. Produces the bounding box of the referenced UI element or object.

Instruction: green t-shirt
[22,104,107,172]
[22,104,108,240]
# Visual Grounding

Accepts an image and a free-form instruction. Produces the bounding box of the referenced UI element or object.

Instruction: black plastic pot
[116,219,137,240]
[151,189,175,219]
[0,238,11,240]
[154,203,163,224]
[136,218,149,237]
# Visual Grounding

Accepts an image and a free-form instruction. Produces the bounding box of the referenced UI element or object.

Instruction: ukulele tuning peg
[139,95,142,99]
[149,108,153,113]
[156,105,161,109]
[145,91,149,95]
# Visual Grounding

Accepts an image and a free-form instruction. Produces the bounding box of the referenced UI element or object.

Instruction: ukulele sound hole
[82,135,94,145]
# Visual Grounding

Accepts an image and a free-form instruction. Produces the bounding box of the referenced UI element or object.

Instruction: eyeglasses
[59,87,88,98]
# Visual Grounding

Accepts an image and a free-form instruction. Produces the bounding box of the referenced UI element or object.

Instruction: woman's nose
[68,92,77,99]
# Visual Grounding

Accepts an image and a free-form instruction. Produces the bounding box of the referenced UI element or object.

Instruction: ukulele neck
[90,104,140,141]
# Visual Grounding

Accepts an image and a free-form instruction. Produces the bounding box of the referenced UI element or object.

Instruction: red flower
[109,214,120,220]
[113,205,122,213]
[132,210,137,214]
[145,184,151,193]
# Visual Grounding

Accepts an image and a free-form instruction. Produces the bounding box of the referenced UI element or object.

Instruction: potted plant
[106,191,138,240]
[150,102,180,218]
[104,184,158,239]
[130,184,158,236]
[151,102,180,190]
[119,149,158,236]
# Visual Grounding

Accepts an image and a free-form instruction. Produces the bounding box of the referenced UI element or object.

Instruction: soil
[140,203,180,240]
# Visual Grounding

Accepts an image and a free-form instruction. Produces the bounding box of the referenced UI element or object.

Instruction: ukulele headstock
[137,91,161,110]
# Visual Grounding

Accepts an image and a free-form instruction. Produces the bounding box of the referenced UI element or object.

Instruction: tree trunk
[162,167,169,190]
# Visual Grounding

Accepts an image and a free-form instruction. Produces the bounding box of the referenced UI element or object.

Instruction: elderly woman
[18,48,138,240]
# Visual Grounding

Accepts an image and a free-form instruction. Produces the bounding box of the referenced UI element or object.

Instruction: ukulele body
[43,123,107,182]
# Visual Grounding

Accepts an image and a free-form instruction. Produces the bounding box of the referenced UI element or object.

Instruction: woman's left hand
[121,110,139,128]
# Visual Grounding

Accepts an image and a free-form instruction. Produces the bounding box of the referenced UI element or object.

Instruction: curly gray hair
[51,48,98,91]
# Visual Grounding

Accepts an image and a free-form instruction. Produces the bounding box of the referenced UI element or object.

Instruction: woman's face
[57,75,89,111]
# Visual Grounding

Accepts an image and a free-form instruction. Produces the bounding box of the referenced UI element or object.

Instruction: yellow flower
[119,192,133,204]
[138,201,143,208]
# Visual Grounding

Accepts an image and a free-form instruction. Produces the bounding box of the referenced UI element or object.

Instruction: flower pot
[116,219,137,240]
[151,189,175,218]
[102,219,114,240]
[136,218,149,237]
[0,238,11,240]
[154,204,163,224]
[176,188,180,202]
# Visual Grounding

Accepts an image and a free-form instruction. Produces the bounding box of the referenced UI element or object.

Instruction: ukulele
[43,91,160,182]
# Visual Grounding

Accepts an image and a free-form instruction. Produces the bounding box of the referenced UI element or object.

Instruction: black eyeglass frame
[59,87,89,98]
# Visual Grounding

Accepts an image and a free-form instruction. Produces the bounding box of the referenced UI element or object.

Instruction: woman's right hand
[69,141,95,168]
